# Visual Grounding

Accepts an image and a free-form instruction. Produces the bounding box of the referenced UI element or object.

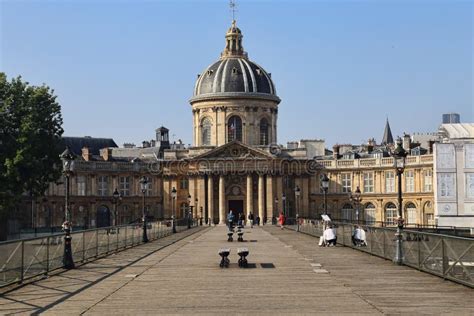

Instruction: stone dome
[190,21,280,104]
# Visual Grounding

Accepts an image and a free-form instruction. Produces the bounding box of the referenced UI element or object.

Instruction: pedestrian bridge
[0,225,473,315]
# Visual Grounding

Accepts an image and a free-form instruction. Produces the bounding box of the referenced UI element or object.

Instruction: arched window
[385,203,397,225]
[341,203,353,222]
[227,115,242,142]
[405,202,417,225]
[364,203,376,225]
[201,117,212,146]
[259,118,269,145]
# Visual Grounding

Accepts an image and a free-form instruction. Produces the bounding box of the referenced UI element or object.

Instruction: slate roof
[61,137,118,155]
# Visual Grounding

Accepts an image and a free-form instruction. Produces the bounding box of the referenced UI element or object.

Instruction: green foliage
[0,73,64,216]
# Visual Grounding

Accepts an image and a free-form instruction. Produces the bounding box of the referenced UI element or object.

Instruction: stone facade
[17,20,438,233]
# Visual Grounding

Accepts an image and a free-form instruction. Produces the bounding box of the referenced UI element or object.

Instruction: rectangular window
[466,173,474,199]
[405,170,415,193]
[76,175,86,196]
[97,176,108,196]
[438,173,455,197]
[341,173,351,193]
[423,169,433,192]
[180,178,189,190]
[363,172,374,193]
[119,176,130,196]
[145,176,153,196]
[385,172,395,193]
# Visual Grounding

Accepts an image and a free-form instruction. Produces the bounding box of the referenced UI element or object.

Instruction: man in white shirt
[323,226,337,246]
[352,225,366,246]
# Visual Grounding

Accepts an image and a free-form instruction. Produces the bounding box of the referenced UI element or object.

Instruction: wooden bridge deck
[0,226,472,315]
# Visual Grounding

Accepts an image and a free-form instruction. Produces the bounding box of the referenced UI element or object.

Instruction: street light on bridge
[171,187,177,233]
[295,185,301,232]
[391,137,408,265]
[139,176,149,243]
[60,147,75,269]
[349,186,362,223]
[321,174,330,216]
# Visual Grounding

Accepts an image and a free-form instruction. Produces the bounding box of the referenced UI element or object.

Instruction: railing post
[383,230,386,258]
[442,237,448,277]
[116,228,119,251]
[107,230,110,253]
[20,241,24,283]
[46,236,50,275]
[418,233,421,269]
[124,225,127,248]
[95,229,99,257]
[82,231,86,263]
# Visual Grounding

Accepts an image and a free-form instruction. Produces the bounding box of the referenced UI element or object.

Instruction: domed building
[16,20,435,239]
[190,20,280,147]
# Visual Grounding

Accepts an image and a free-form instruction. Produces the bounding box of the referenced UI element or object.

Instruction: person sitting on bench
[323,225,337,246]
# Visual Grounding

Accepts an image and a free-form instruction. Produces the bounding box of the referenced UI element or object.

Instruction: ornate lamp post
[391,137,408,265]
[112,188,122,226]
[349,186,362,223]
[171,187,177,233]
[321,174,329,216]
[139,176,149,243]
[187,194,192,229]
[60,147,75,269]
[282,193,287,218]
[275,197,279,223]
[295,185,301,232]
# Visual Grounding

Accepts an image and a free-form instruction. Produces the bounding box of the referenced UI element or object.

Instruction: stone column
[246,174,253,217]
[258,174,265,224]
[197,176,206,222]
[208,176,214,224]
[266,175,274,222]
[219,175,226,224]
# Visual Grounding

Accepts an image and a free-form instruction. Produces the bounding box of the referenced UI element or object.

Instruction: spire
[221,20,248,59]
[382,118,394,145]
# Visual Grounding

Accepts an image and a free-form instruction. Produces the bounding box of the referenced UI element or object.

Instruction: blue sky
[1,0,472,148]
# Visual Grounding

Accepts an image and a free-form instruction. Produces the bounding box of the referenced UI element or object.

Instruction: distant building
[434,123,474,227]
[442,113,461,124]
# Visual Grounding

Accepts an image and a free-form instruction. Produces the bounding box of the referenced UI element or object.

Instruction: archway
[96,205,111,228]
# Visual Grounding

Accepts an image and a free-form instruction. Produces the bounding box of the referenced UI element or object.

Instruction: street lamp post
[282,193,287,218]
[60,147,75,269]
[295,185,301,232]
[187,194,192,229]
[112,188,122,226]
[391,137,408,265]
[349,186,362,223]
[275,197,279,224]
[171,187,177,233]
[321,174,329,216]
[139,176,149,243]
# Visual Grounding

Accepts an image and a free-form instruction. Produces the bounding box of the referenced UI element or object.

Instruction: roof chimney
[81,147,91,161]
[333,144,340,159]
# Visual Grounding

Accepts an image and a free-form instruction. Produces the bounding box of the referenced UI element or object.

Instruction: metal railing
[0,219,198,289]
[287,219,474,288]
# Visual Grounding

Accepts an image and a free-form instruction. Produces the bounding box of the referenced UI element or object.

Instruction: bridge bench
[219,248,231,268]
[237,247,249,268]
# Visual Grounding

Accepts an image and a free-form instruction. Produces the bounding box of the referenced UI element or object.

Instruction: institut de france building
[22,21,437,230]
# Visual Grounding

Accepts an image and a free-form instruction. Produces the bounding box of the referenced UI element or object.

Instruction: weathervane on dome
[229,0,237,22]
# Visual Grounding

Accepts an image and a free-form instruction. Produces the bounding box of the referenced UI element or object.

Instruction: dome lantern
[221,20,248,59]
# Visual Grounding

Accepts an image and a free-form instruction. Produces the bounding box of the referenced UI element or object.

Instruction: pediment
[193,141,274,160]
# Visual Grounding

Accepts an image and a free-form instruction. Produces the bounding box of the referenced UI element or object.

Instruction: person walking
[256,215,260,226]
[278,212,285,229]
[248,212,254,228]
[227,210,235,231]
[238,212,245,227]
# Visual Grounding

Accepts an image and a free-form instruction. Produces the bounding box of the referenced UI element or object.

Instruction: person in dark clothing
[248,213,254,228]
[256,215,260,226]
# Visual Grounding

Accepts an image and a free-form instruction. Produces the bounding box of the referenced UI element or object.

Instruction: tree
[0,73,64,240]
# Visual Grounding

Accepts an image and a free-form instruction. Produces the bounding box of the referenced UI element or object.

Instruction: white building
[434,123,474,227]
